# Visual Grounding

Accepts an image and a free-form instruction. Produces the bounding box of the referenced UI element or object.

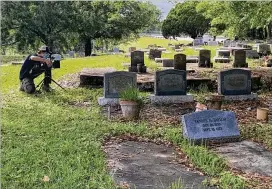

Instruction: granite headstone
[182,110,240,143]
[198,49,212,67]
[149,49,162,60]
[218,69,251,95]
[174,54,186,71]
[155,69,186,96]
[233,50,247,67]
[104,71,137,98]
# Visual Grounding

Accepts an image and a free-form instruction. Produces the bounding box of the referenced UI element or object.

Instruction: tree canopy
[162,1,210,39]
[1,1,161,55]
[163,1,272,40]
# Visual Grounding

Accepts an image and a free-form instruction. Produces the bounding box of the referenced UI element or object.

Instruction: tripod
[36,75,65,91]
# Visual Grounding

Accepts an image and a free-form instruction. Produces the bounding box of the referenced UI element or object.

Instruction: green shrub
[120,87,143,105]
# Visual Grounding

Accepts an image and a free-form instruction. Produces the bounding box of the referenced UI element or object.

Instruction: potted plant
[119,87,143,120]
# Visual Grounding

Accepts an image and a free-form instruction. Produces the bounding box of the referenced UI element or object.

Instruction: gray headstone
[233,50,247,67]
[104,71,137,98]
[155,69,187,96]
[223,40,231,47]
[149,49,162,60]
[218,69,251,95]
[162,59,174,67]
[245,50,259,59]
[182,110,240,143]
[113,47,119,53]
[198,49,211,67]
[131,51,144,67]
[217,50,230,57]
[208,41,218,46]
[193,38,204,46]
[257,44,271,54]
[174,54,186,71]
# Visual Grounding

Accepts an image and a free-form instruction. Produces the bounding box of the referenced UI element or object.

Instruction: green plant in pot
[119,86,143,120]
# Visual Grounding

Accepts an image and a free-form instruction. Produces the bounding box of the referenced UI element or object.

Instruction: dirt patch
[105,97,271,127]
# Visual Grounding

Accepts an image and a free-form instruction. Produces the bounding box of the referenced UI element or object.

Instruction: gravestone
[233,50,248,67]
[69,51,75,58]
[155,69,187,96]
[198,50,212,68]
[217,50,230,57]
[218,69,257,100]
[223,40,231,47]
[208,41,219,46]
[174,54,186,71]
[245,50,259,59]
[129,51,146,73]
[193,38,204,46]
[162,59,174,67]
[150,69,193,104]
[182,110,240,143]
[257,44,271,55]
[98,71,137,106]
[214,50,231,63]
[149,49,162,60]
[113,47,119,53]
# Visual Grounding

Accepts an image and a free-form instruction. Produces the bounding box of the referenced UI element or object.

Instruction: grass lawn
[1,37,271,189]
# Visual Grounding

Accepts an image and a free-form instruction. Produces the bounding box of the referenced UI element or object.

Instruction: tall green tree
[2,1,161,56]
[1,1,75,53]
[162,1,210,39]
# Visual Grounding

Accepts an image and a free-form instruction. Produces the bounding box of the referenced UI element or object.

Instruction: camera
[44,53,61,69]
[51,54,61,68]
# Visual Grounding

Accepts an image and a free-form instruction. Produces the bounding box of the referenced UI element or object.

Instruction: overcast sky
[148,0,176,19]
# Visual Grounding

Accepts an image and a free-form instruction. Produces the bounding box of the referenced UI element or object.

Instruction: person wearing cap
[19,46,53,93]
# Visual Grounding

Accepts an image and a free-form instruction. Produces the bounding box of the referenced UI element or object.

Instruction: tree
[162,1,210,39]
[1,1,75,53]
[73,1,161,56]
[2,1,161,56]
[196,1,272,40]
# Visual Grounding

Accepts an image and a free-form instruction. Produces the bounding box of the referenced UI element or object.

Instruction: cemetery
[1,1,272,189]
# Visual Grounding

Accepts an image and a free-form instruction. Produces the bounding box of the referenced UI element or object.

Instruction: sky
[148,0,176,19]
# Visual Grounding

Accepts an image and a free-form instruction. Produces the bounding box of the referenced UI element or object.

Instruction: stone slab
[214,57,231,63]
[182,110,240,143]
[79,68,116,86]
[104,141,214,189]
[214,141,272,177]
[223,93,258,101]
[149,94,194,104]
[98,97,119,106]
[186,57,198,63]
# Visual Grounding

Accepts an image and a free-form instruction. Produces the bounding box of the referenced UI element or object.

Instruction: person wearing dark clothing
[19,46,52,93]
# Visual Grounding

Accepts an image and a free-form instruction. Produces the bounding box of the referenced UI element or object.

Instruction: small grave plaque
[104,71,136,98]
[218,69,251,95]
[182,110,240,142]
[155,69,186,96]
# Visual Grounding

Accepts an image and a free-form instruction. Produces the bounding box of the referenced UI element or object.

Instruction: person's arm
[30,56,52,66]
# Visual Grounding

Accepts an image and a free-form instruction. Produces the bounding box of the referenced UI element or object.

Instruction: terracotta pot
[257,107,269,122]
[120,100,140,120]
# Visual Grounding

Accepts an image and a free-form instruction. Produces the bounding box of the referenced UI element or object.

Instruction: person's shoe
[19,83,24,92]
[42,84,52,92]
